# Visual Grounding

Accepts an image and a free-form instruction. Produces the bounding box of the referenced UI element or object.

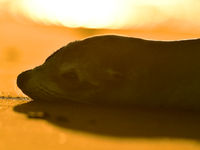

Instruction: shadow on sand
[14,100,200,140]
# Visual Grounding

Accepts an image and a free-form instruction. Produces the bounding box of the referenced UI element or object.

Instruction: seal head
[17,35,200,109]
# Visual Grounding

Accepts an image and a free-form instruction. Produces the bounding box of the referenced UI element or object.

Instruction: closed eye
[61,69,79,81]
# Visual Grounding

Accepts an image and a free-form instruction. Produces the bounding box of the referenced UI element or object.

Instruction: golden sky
[0,0,200,30]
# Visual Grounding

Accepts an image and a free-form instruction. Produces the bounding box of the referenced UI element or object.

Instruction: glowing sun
[19,0,130,28]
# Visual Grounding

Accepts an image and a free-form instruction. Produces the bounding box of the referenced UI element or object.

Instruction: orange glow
[19,0,129,29]
[1,0,200,29]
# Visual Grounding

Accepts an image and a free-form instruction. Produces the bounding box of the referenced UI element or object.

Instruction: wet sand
[1,98,200,150]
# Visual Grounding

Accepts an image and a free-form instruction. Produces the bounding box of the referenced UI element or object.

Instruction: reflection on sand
[14,99,200,139]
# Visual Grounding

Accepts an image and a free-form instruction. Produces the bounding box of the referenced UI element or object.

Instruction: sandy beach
[0,98,200,150]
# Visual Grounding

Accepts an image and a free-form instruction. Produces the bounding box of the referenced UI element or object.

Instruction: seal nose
[17,70,31,90]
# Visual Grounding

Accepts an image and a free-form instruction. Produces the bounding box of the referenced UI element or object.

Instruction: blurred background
[0,0,200,97]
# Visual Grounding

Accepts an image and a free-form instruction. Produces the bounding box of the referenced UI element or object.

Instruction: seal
[17,35,200,110]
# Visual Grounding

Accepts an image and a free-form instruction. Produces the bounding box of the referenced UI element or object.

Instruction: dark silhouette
[15,35,200,139]
[17,35,200,110]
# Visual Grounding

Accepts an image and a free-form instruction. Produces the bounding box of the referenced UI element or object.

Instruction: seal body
[17,35,200,109]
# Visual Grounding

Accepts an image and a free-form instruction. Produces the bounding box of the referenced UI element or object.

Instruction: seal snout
[17,70,31,90]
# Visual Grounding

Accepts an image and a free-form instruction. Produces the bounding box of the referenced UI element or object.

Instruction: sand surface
[0,98,200,150]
